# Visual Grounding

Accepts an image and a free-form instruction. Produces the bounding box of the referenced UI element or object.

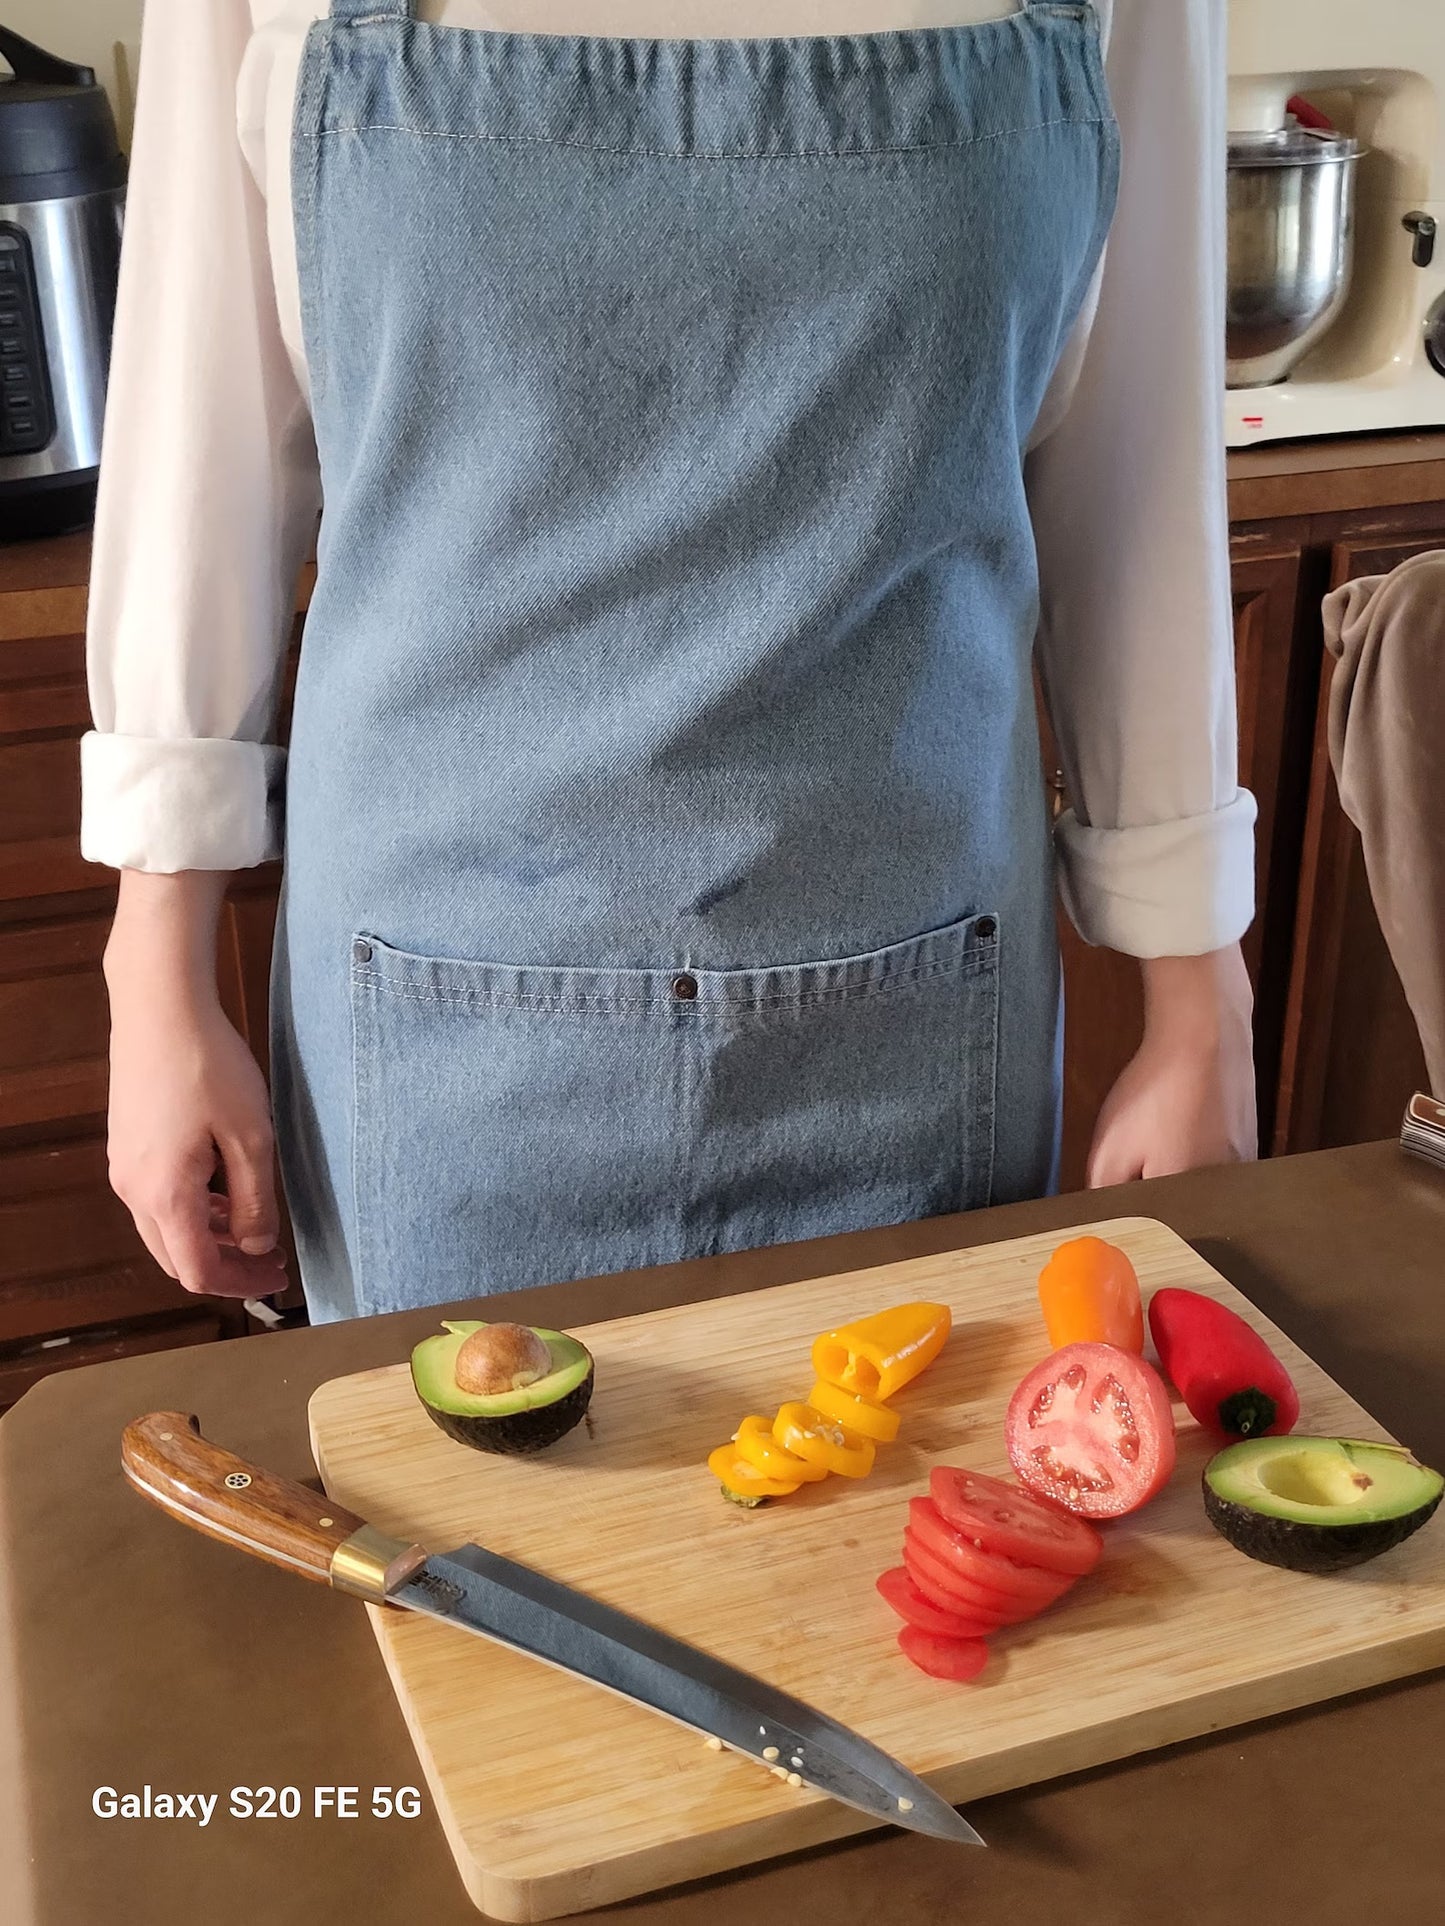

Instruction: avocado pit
[411,1319,595,1456]
[454,1323,554,1398]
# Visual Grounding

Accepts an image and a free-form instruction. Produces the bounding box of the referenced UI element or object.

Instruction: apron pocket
[348,911,1000,1315]
[348,932,697,1316]
[677,909,1000,1256]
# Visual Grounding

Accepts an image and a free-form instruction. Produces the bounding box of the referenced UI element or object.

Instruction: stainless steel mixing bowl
[1226,125,1362,389]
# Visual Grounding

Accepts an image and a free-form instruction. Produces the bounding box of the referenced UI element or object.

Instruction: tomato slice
[907,1499,1077,1610]
[902,1532,1024,1627]
[875,1567,1000,1640]
[929,1466,1103,1576]
[897,1625,990,1682]
[1004,1341,1177,1519]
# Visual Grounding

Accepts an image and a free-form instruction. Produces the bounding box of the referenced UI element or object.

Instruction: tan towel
[1322,549,1445,1098]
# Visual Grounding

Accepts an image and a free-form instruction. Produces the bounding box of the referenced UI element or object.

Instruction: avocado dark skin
[419,1364,596,1456]
[1202,1475,1443,1574]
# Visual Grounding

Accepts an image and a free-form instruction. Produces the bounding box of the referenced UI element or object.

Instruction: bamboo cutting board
[308,1217,1445,1922]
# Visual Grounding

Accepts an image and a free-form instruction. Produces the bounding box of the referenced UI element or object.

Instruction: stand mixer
[1226,0,1445,446]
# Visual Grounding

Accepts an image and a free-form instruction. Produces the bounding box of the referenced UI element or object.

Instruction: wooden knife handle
[121,1412,428,1603]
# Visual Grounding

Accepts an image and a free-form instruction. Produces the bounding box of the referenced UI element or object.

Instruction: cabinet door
[1041,536,1305,1191]
[1271,530,1441,1155]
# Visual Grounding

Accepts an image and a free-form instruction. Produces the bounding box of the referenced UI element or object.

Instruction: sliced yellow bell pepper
[707,1443,801,1505]
[806,1378,900,1444]
[733,1415,829,1483]
[773,1402,875,1479]
[810,1301,951,1402]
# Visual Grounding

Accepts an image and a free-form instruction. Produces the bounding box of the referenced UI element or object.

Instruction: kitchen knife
[120,1412,983,1847]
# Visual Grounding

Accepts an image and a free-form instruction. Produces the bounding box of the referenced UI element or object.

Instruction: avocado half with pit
[411,1320,594,1455]
[1203,1435,1443,1574]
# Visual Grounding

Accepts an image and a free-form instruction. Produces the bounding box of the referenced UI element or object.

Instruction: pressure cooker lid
[0,23,125,202]
[1227,123,1361,169]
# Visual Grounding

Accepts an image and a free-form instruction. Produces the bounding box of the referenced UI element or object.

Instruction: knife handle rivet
[224,1473,252,1490]
[762,1746,780,1762]
[158,1432,173,1443]
[898,1798,914,1813]
[786,1773,803,1788]
[704,1736,723,1752]
[318,1517,334,1528]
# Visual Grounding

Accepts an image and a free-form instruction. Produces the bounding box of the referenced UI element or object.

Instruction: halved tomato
[929,1466,1103,1576]
[907,1498,1077,1610]
[902,1532,1023,1627]
[1005,1341,1177,1519]
[875,1566,999,1640]
[897,1625,989,1682]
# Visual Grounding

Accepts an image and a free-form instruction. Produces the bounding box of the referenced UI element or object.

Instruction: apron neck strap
[330,0,413,21]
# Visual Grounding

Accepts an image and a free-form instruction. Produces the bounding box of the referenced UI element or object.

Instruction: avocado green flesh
[1204,1436,1443,1574]
[412,1326,591,1416]
[410,1323,594,1457]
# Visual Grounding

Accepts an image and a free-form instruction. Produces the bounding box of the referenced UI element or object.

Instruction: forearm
[1139,944,1254,1044]
[103,869,233,1005]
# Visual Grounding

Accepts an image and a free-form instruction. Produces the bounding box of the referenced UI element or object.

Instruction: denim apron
[271,0,1119,1322]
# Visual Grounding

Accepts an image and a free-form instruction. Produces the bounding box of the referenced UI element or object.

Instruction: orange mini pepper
[811,1302,951,1402]
[1037,1236,1144,1353]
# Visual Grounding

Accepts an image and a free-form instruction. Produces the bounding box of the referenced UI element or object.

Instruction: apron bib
[272,0,1119,1320]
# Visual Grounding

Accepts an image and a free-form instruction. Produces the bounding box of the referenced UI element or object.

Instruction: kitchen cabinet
[2,433,1443,1397]
[1044,442,1445,1186]
[0,538,305,1412]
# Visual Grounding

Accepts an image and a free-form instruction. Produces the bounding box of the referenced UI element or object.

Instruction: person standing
[85,0,1257,1321]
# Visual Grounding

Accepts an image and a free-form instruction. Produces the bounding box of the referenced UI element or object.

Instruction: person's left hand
[1086,944,1258,1187]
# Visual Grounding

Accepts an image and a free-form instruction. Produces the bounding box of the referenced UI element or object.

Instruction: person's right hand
[104,874,289,1298]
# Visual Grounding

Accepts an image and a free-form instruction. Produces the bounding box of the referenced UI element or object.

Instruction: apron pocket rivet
[672,972,699,1001]
[975,917,997,943]
[353,939,373,963]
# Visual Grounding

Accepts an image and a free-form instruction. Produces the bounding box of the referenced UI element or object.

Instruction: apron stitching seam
[301,113,1114,165]
[350,952,993,1012]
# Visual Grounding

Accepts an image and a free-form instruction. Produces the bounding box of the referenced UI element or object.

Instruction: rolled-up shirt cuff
[1054,788,1259,958]
[79,731,285,872]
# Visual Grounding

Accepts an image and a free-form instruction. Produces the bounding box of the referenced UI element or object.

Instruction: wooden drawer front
[0,1311,225,1412]
[0,631,89,735]
[0,916,111,1130]
[1,603,114,902]
[0,914,109,1072]
[0,1138,206,1343]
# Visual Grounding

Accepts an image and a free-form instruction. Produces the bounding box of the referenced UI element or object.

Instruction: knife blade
[120,1411,983,1847]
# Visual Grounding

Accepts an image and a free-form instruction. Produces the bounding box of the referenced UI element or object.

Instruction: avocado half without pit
[1203,1435,1443,1574]
[411,1320,594,1455]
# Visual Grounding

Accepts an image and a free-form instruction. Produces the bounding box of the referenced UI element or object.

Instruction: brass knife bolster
[330,1524,430,1602]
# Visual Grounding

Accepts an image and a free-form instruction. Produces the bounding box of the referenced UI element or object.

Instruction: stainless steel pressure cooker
[0,24,126,540]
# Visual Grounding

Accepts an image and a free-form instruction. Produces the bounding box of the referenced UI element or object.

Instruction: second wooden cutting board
[307,1215,1445,1923]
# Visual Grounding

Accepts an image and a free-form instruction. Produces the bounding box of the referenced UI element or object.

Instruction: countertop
[2,1139,1443,1926]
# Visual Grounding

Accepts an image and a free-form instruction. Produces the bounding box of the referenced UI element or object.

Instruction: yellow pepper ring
[707,1444,801,1499]
[805,1378,900,1444]
[734,1415,829,1483]
[772,1402,876,1479]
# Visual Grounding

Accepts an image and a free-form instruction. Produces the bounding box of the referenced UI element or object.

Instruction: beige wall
[4,0,146,146]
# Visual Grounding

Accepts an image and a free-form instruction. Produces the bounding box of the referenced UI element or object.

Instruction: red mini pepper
[1147,1288,1300,1439]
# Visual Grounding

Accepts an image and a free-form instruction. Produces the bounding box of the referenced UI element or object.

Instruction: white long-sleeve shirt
[79,0,1257,959]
